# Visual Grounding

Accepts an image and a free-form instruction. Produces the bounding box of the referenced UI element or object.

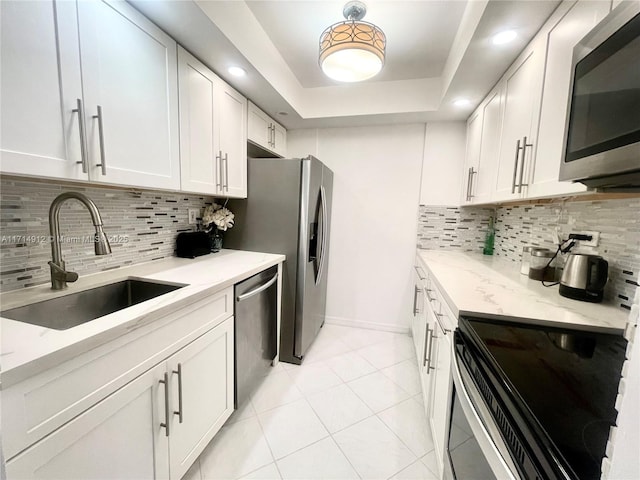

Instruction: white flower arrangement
[202,202,235,232]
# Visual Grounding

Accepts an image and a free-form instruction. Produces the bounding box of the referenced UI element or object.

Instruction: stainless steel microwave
[559,2,640,191]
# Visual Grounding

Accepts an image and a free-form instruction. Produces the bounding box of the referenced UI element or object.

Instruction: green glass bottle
[483,215,495,255]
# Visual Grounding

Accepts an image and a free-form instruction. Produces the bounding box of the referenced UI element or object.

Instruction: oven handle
[450,347,519,480]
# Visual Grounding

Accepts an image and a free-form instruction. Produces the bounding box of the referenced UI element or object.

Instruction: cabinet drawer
[2,287,233,460]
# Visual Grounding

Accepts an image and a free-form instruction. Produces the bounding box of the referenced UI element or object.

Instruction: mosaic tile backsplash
[418,197,640,311]
[0,177,214,291]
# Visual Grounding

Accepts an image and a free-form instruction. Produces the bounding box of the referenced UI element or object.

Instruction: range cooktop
[458,316,628,480]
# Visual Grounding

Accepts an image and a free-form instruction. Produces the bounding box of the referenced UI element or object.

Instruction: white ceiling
[129,0,561,130]
[245,1,468,88]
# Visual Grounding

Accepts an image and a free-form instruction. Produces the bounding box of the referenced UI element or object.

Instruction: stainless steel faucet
[48,192,112,290]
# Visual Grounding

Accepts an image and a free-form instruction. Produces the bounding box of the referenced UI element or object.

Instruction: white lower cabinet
[412,258,455,480]
[5,315,234,480]
[168,318,235,480]
[6,363,170,480]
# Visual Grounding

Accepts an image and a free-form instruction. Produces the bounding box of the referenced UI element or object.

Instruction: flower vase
[210,230,223,252]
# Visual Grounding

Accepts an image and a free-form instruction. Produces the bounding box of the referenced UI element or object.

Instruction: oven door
[444,344,519,480]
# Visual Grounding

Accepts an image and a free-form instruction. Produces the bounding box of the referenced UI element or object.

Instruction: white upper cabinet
[247,101,287,158]
[178,48,222,196]
[465,87,503,205]
[461,0,613,205]
[0,0,87,181]
[1,0,180,190]
[528,0,611,198]
[218,84,248,198]
[492,36,546,202]
[77,0,180,190]
[178,47,247,198]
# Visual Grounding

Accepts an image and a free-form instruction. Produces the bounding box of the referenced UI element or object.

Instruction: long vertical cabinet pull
[72,99,88,173]
[511,139,522,194]
[413,286,420,315]
[468,168,476,200]
[223,153,229,192]
[422,325,431,367]
[465,168,472,201]
[216,150,223,192]
[173,363,183,423]
[518,136,533,193]
[93,105,107,176]
[159,372,170,437]
[425,327,436,372]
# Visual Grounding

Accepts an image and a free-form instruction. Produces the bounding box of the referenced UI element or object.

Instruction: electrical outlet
[571,230,600,247]
[188,208,199,225]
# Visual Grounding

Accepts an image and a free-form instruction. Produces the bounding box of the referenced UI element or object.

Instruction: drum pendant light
[319,1,386,82]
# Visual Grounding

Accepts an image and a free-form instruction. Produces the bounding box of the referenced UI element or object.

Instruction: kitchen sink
[1,278,186,330]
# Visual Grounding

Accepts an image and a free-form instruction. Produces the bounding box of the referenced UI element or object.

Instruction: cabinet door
[528,0,610,198]
[219,85,248,198]
[493,39,545,201]
[474,88,503,204]
[168,317,234,480]
[247,102,271,149]
[272,121,288,157]
[461,110,482,205]
[178,47,222,195]
[6,364,169,480]
[0,0,87,181]
[420,300,438,411]
[429,316,453,478]
[411,266,427,364]
[77,0,180,190]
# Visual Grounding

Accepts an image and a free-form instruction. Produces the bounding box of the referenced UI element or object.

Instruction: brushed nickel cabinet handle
[466,167,472,201]
[435,312,451,335]
[518,136,533,193]
[217,150,223,191]
[159,372,170,436]
[414,265,426,280]
[173,363,183,423]
[413,285,420,315]
[469,167,476,199]
[72,99,88,173]
[423,325,431,368]
[425,326,436,371]
[224,152,229,191]
[93,105,107,175]
[511,139,522,194]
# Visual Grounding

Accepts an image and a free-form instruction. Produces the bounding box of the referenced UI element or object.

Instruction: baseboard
[324,315,410,335]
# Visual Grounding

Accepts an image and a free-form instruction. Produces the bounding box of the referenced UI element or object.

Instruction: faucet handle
[48,261,79,289]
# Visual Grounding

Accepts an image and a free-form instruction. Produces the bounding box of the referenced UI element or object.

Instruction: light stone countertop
[0,249,285,386]
[418,250,629,334]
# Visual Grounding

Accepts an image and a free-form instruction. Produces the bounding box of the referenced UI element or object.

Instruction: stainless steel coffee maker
[559,253,608,303]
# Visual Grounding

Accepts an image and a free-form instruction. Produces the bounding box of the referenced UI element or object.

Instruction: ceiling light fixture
[492,30,517,45]
[228,66,247,77]
[319,1,386,83]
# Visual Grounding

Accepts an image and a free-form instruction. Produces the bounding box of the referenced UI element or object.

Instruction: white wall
[420,122,466,206]
[288,124,426,332]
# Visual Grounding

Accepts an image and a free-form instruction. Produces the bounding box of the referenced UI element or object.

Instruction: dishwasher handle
[236,273,278,302]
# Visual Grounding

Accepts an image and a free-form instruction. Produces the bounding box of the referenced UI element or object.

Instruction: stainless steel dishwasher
[234,265,278,407]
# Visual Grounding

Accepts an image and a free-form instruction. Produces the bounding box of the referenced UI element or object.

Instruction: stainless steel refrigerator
[225,156,333,364]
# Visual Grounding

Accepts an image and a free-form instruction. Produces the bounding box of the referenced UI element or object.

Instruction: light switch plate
[188,208,199,225]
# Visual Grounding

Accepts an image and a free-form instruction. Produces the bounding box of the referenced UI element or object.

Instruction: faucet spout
[49,192,112,290]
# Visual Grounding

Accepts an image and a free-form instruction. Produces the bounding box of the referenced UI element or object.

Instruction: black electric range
[456,315,628,480]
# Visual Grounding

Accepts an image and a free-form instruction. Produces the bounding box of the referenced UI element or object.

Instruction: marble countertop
[1,249,285,386]
[417,250,629,334]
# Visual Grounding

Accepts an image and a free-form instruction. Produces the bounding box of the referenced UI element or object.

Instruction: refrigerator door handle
[315,185,328,286]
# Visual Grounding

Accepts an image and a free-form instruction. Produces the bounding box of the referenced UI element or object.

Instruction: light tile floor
[186,324,439,480]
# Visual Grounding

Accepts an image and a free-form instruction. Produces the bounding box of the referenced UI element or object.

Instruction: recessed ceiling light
[492,30,517,45]
[228,66,246,77]
[453,98,471,107]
